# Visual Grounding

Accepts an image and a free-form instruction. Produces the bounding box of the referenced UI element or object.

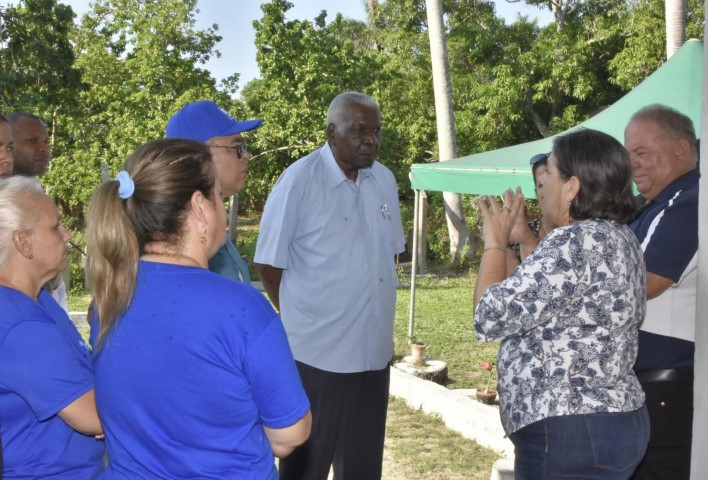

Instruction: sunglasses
[209,142,248,159]
[529,152,550,165]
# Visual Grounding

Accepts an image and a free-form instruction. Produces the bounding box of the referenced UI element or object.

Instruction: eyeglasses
[209,142,248,159]
[348,126,381,139]
[529,152,550,166]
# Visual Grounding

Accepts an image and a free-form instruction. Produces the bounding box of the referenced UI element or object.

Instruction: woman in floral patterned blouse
[474,129,649,479]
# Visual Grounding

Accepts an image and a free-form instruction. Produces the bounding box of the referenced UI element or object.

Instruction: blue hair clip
[115,170,135,199]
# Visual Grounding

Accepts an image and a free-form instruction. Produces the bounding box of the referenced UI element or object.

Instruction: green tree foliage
[48,0,233,226]
[608,0,704,90]
[367,0,438,170]
[445,1,538,152]
[244,0,383,211]
[0,0,82,116]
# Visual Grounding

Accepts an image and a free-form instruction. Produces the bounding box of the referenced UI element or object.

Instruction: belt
[635,368,693,383]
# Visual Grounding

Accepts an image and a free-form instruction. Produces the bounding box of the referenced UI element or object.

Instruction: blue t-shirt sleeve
[0,321,94,421]
[244,316,309,429]
[640,193,698,282]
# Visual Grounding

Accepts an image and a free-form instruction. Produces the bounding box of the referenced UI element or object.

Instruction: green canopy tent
[406,39,703,337]
[410,39,703,197]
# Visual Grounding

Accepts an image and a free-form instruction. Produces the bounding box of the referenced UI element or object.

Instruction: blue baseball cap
[166,100,264,142]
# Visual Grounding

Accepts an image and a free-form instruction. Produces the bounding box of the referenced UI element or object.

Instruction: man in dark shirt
[625,104,699,480]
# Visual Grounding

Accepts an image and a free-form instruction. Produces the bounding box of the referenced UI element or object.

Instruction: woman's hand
[474,189,523,306]
[477,189,524,248]
[506,188,534,245]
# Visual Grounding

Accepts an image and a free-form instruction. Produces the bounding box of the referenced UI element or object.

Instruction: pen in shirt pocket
[380,204,390,220]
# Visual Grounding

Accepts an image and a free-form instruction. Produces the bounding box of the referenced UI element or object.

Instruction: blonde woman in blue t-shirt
[0,176,104,479]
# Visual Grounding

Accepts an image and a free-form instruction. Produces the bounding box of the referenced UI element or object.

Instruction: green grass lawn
[67,291,91,313]
[385,396,501,479]
[393,272,499,390]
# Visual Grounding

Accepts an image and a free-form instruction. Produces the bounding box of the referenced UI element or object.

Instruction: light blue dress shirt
[255,143,406,373]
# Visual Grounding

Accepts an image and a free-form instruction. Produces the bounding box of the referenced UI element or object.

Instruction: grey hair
[630,104,698,162]
[326,92,379,127]
[0,176,45,269]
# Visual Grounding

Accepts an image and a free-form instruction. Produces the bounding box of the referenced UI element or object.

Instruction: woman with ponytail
[87,139,310,479]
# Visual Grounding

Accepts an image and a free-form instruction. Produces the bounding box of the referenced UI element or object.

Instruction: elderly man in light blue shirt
[255,92,405,480]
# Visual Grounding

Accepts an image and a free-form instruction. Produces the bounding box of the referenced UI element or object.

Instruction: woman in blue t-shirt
[86,138,311,479]
[0,176,104,479]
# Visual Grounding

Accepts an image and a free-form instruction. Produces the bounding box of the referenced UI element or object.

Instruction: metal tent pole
[408,189,421,338]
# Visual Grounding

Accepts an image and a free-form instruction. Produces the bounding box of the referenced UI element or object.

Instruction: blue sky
[62,0,552,90]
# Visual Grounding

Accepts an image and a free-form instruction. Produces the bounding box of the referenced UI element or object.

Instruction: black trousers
[279,362,390,480]
[630,371,693,480]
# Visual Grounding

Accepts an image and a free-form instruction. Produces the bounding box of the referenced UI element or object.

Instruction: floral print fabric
[475,219,647,435]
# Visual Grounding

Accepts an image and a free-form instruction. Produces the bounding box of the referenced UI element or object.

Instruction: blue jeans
[509,406,650,480]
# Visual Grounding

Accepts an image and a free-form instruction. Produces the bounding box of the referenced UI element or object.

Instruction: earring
[200,224,207,245]
[28,254,33,259]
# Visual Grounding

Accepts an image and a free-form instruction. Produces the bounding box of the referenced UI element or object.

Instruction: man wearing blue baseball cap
[166,100,264,284]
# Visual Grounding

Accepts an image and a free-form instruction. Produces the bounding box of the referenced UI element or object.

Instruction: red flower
[481,360,496,393]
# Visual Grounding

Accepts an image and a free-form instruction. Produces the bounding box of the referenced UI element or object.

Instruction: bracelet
[483,245,507,253]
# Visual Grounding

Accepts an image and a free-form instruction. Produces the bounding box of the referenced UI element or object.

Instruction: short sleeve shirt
[91,261,309,479]
[254,143,406,373]
[0,288,104,479]
[629,168,699,369]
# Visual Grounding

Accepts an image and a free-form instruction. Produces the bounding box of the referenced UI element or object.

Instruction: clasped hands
[477,187,536,250]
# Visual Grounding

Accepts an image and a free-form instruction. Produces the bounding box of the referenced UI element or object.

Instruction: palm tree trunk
[665,0,687,58]
[425,0,472,263]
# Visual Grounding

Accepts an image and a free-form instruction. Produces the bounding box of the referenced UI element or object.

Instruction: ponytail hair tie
[115,170,135,199]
